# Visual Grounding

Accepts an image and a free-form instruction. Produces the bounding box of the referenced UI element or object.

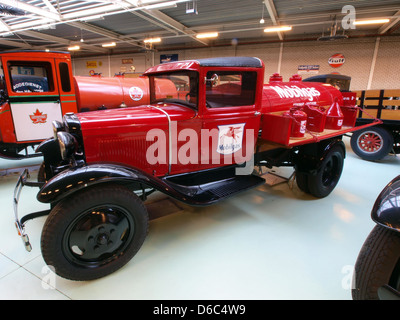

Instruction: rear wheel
[41,183,148,281]
[307,145,344,198]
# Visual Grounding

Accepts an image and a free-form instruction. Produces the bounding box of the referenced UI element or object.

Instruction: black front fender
[37,163,196,205]
[37,164,155,203]
[371,175,400,233]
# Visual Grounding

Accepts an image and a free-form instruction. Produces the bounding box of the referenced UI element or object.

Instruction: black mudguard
[294,138,346,174]
[37,164,171,204]
[371,175,400,233]
[36,137,61,165]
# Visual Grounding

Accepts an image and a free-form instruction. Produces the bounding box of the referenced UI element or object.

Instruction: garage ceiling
[1,0,400,57]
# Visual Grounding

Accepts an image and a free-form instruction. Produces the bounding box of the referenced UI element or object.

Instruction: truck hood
[76,103,197,131]
[76,103,197,174]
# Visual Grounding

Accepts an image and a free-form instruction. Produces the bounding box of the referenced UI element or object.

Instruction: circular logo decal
[328,54,345,68]
[129,86,144,101]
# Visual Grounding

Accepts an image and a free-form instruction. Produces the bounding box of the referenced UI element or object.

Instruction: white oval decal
[129,86,144,101]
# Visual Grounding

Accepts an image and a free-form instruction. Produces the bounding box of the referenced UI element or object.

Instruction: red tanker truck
[0,51,153,159]
[13,56,380,281]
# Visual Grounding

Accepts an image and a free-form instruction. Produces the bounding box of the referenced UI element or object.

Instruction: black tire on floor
[350,127,393,161]
[352,225,400,300]
[41,183,149,281]
[295,171,309,193]
[307,145,344,198]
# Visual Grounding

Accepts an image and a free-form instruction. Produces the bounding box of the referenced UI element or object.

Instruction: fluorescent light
[68,45,80,51]
[102,42,116,47]
[354,19,390,25]
[264,26,292,32]
[196,32,218,39]
[143,37,161,43]
[143,1,179,10]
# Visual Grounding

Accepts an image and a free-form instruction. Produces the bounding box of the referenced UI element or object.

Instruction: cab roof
[144,56,263,75]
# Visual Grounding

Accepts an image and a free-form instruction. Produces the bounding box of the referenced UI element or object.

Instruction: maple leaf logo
[29,109,47,124]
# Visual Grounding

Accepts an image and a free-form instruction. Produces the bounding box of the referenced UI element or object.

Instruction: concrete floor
[0,136,398,300]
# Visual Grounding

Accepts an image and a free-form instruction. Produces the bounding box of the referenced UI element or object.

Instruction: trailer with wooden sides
[352,89,400,160]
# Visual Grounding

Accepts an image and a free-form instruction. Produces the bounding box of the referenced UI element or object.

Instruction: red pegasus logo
[223,126,243,141]
[30,109,47,124]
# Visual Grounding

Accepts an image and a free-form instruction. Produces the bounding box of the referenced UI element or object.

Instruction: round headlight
[57,131,77,160]
[52,120,64,139]
[372,175,400,231]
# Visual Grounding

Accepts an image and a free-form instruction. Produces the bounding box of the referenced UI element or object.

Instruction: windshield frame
[149,70,199,110]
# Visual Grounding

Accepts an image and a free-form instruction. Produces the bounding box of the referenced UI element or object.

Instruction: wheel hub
[358,131,383,153]
[66,206,133,263]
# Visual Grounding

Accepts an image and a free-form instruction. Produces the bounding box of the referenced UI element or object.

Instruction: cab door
[199,68,262,171]
[55,58,78,115]
[4,57,62,142]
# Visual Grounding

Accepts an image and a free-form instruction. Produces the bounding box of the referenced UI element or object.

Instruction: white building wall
[71,36,400,91]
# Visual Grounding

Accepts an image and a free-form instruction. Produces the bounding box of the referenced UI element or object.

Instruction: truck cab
[0,50,149,159]
[0,51,77,158]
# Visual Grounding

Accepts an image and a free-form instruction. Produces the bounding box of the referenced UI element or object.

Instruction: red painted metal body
[73,57,379,177]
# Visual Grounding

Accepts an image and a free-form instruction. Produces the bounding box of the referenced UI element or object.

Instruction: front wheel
[41,183,149,281]
[352,225,400,300]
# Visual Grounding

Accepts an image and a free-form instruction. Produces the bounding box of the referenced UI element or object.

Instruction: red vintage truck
[0,51,151,159]
[13,56,379,281]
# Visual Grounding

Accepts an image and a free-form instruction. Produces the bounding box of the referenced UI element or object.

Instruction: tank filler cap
[269,73,283,83]
[289,74,302,82]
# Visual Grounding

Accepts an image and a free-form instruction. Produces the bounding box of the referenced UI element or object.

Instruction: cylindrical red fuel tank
[73,76,150,112]
[261,74,344,114]
[283,108,307,138]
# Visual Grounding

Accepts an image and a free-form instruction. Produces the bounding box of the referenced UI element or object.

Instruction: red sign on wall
[328,54,345,68]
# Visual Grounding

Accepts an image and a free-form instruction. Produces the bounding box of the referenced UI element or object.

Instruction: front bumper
[13,169,49,252]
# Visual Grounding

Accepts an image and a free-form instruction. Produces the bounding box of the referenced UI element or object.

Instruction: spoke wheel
[357,131,383,153]
[351,127,393,161]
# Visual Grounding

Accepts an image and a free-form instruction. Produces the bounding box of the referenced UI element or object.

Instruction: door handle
[254,111,261,116]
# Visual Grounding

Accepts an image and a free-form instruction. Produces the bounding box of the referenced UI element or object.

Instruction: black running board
[163,166,265,206]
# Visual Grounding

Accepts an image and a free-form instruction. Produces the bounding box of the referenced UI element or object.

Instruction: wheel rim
[63,205,135,268]
[357,131,383,153]
[321,154,340,187]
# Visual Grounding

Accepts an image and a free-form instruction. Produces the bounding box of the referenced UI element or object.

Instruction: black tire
[307,145,344,198]
[41,183,148,281]
[352,225,400,300]
[295,171,309,193]
[350,127,393,161]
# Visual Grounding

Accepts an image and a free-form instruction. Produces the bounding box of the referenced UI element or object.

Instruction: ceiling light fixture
[264,26,292,33]
[143,1,180,10]
[260,2,265,24]
[68,45,80,51]
[196,32,218,39]
[143,37,161,43]
[353,19,390,25]
[102,42,116,47]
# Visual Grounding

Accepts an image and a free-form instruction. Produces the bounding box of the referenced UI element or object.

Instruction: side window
[59,62,71,92]
[205,71,257,108]
[8,61,54,93]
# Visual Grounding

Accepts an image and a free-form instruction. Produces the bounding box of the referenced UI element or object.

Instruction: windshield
[150,71,198,109]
